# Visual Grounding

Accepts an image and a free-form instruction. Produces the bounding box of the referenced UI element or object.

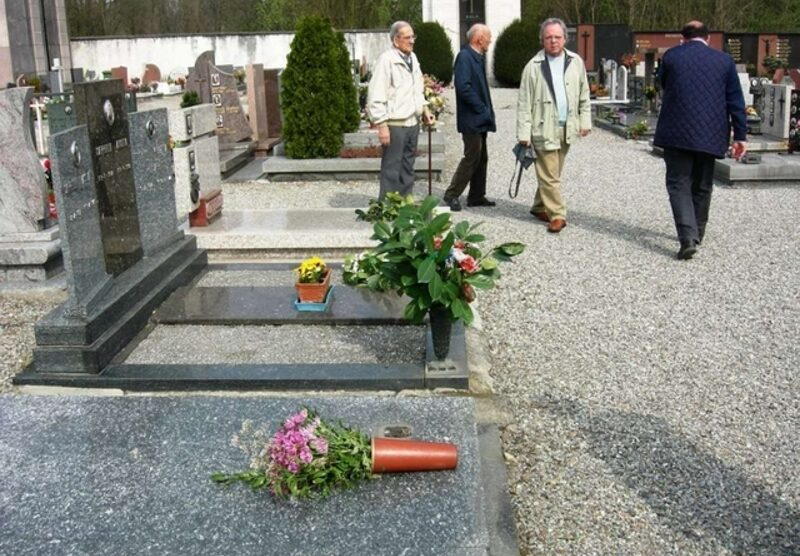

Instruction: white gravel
[2,88,798,555]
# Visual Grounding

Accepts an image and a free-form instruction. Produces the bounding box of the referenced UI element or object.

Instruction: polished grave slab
[0,394,518,555]
[16,263,469,391]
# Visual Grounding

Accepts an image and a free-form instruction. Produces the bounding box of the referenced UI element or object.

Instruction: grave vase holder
[295,268,332,303]
[371,437,458,473]
[428,303,452,360]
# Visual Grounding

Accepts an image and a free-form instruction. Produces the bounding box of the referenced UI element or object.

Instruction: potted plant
[294,256,331,303]
[344,195,524,359]
[212,408,458,499]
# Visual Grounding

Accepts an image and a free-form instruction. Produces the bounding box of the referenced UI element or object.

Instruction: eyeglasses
[398,34,416,41]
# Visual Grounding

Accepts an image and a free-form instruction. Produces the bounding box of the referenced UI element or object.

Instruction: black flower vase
[428,304,452,360]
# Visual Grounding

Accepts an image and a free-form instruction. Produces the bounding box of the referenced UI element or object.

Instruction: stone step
[263,153,444,181]
[189,208,376,254]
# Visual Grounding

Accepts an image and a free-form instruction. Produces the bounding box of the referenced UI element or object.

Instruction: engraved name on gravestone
[49,127,112,317]
[72,79,143,276]
[0,87,49,233]
[129,109,182,255]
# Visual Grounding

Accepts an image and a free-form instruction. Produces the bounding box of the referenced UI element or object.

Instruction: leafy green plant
[354,192,415,223]
[493,18,539,87]
[344,195,524,325]
[281,16,360,158]
[628,120,648,139]
[180,90,200,108]
[414,21,454,85]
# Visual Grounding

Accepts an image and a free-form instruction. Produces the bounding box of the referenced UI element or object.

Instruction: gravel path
[2,88,798,555]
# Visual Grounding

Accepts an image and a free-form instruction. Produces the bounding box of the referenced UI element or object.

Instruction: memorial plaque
[49,126,112,317]
[0,88,49,233]
[761,83,793,139]
[129,109,182,255]
[73,79,144,276]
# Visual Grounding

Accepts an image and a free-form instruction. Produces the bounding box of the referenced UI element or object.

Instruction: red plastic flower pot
[371,437,458,473]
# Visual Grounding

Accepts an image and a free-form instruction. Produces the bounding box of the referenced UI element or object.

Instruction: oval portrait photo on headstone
[103,99,115,127]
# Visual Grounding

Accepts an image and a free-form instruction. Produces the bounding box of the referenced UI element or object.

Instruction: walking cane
[427,123,432,196]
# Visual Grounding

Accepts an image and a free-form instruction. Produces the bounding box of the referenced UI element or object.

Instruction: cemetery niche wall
[16,79,207,380]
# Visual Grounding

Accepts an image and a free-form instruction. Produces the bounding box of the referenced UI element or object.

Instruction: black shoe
[444,197,462,211]
[467,197,496,207]
[677,242,697,260]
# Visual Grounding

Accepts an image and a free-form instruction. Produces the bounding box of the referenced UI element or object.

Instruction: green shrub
[493,18,539,87]
[414,21,454,85]
[281,16,360,159]
[180,90,200,108]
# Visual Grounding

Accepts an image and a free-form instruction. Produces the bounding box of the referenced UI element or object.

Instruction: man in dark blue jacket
[443,24,496,211]
[654,20,747,260]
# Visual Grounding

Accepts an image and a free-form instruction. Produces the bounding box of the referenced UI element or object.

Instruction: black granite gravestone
[72,79,143,276]
[49,126,112,317]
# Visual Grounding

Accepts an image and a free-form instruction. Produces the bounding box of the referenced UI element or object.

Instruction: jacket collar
[533,47,578,63]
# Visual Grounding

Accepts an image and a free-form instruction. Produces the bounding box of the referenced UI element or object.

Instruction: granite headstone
[49,126,112,317]
[187,51,252,144]
[0,87,49,233]
[129,109,182,255]
[72,79,144,276]
[143,63,161,86]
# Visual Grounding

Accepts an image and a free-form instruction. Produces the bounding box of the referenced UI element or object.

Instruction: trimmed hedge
[414,21,454,85]
[281,16,360,159]
[493,19,540,87]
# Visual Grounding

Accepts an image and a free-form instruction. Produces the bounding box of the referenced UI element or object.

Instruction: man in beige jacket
[517,17,591,233]
[367,21,436,200]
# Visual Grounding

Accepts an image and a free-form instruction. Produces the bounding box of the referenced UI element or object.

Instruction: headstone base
[0,228,63,283]
[23,235,206,375]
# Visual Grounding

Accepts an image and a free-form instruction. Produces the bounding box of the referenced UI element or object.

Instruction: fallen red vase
[371,437,458,473]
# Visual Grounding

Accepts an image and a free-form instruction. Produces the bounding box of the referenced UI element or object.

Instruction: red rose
[458,255,479,273]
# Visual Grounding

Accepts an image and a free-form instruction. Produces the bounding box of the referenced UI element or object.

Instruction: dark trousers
[445,132,487,203]
[663,147,716,245]
[379,125,419,200]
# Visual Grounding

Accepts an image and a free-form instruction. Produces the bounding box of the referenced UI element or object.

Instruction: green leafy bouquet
[344,195,524,325]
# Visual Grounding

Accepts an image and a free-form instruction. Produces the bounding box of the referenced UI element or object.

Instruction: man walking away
[654,20,747,260]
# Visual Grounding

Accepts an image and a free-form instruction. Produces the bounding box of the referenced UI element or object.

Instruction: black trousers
[445,132,488,203]
[663,147,716,245]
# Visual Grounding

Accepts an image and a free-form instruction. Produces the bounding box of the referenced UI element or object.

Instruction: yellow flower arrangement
[295,256,327,284]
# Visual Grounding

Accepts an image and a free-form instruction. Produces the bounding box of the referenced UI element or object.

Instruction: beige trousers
[531,130,570,220]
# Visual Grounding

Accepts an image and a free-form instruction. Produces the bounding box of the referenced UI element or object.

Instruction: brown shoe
[530,209,549,222]
[547,218,567,233]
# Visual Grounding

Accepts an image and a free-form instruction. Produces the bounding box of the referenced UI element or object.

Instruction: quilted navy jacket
[654,40,747,158]
[453,45,496,134]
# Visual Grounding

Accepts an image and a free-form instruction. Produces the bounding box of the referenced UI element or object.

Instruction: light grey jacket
[367,48,427,126]
[516,48,592,151]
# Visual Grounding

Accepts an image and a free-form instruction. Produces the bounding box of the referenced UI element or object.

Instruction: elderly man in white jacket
[367,21,436,199]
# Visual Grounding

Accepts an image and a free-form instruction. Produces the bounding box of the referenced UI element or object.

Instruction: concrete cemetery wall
[70,31,390,81]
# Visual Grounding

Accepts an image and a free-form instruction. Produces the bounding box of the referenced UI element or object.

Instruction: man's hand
[579,129,591,137]
[378,125,390,147]
[731,141,747,161]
